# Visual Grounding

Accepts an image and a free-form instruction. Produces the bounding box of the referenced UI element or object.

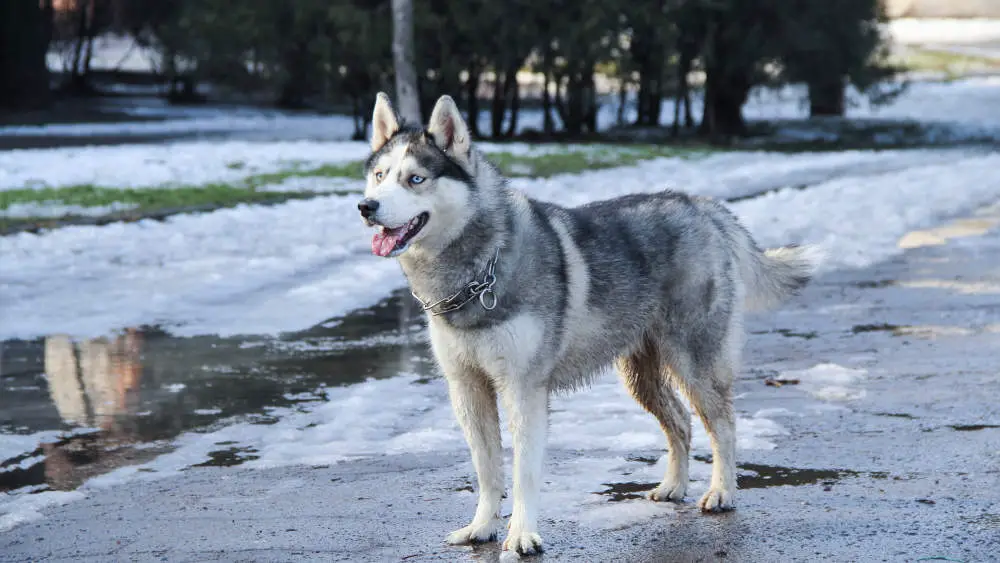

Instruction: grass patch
[488,145,704,177]
[1,183,301,210]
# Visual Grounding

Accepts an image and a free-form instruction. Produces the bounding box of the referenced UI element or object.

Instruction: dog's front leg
[444,372,505,545]
[500,383,548,556]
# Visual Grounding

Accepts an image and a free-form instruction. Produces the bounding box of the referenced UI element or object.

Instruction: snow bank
[3,147,998,341]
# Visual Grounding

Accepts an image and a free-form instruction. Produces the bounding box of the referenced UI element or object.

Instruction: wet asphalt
[2,207,1000,562]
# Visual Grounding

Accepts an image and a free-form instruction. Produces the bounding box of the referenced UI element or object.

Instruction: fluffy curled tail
[740,244,823,311]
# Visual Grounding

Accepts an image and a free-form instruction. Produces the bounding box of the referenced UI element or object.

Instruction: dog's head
[359,93,478,259]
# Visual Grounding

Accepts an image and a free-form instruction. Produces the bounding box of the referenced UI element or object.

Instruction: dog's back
[507,189,814,390]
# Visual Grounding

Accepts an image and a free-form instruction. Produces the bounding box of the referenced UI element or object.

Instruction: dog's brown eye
[374,170,384,182]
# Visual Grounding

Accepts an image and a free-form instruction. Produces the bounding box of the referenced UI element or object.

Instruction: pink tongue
[372,227,404,257]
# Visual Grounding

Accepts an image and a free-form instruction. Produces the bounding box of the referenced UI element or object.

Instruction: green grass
[0,144,707,232]
[488,145,705,177]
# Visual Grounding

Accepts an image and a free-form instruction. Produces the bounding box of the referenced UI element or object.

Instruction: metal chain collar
[411,248,501,316]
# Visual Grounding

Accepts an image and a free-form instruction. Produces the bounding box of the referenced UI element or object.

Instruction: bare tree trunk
[504,67,520,138]
[70,0,90,86]
[541,47,554,135]
[490,70,505,138]
[808,77,846,117]
[391,0,421,123]
[0,0,52,109]
[465,66,481,138]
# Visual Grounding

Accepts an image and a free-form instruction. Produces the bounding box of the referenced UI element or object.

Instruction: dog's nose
[358,198,379,219]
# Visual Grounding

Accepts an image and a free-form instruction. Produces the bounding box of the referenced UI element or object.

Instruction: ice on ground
[780,363,869,402]
[4,147,1000,341]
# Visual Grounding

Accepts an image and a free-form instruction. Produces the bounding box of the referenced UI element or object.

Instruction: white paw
[699,487,735,512]
[445,518,504,545]
[502,529,543,556]
[648,479,687,502]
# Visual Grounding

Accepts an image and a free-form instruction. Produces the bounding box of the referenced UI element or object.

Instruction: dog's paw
[648,479,687,502]
[502,529,543,556]
[698,487,735,513]
[445,518,504,545]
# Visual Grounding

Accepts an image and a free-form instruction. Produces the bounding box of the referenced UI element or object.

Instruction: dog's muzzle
[358,198,379,221]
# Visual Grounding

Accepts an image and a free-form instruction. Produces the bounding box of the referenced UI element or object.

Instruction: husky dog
[358,92,818,556]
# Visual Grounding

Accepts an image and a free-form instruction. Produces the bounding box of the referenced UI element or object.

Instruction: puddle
[949,424,1000,432]
[596,481,657,502]
[736,463,847,489]
[851,323,901,334]
[0,289,431,494]
[751,329,819,340]
[853,280,897,289]
[873,412,918,419]
[595,461,887,501]
[190,446,261,468]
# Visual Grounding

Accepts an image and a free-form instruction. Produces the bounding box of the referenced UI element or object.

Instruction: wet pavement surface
[2,207,1000,562]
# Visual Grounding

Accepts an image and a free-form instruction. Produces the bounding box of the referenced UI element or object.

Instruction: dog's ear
[371,92,399,152]
[427,95,471,159]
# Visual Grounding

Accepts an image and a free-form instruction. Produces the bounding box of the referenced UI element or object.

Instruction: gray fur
[359,93,820,556]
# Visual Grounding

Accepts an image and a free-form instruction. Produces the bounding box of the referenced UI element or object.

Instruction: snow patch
[0,201,139,219]
[0,491,86,532]
[780,363,868,402]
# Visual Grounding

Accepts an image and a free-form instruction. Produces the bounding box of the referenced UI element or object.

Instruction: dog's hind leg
[616,335,692,502]
[443,369,506,545]
[667,342,739,513]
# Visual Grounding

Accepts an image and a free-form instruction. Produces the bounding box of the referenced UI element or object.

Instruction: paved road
[3,207,1000,563]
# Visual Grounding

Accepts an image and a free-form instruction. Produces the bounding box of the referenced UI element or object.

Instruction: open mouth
[371,212,429,257]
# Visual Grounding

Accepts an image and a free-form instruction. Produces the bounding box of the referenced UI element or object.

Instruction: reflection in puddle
[0,290,431,494]
[595,462,889,502]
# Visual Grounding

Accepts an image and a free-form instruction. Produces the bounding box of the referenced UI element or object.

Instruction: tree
[695,0,785,138]
[0,0,52,109]
[391,0,421,123]
[780,0,900,117]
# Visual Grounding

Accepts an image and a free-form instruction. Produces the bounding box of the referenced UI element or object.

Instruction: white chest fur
[427,312,547,386]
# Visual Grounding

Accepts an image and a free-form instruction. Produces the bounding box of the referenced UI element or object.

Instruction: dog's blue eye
[374,170,384,181]
[410,175,425,185]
